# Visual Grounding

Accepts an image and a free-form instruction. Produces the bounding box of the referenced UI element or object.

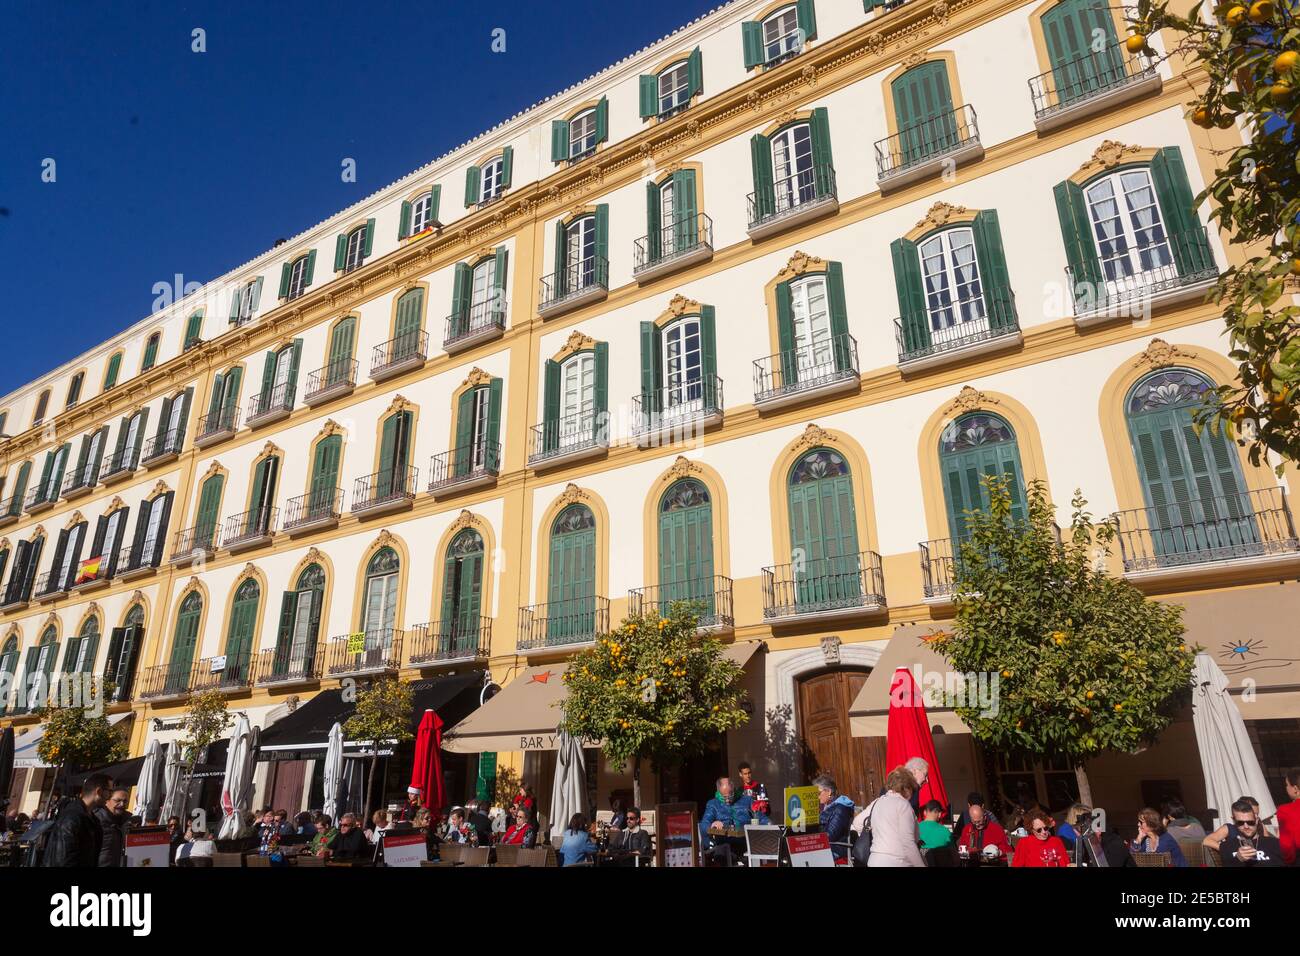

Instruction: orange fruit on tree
[1276,51,1299,75]
[1291,258,1300,275]
[1249,0,1274,22]
[1192,107,1213,127]
[1125,34,1148,54]
[1270,82,1294,105]
[1226,4,1248,24]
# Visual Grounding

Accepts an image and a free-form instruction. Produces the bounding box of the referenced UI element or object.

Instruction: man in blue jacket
[700,777,769,866]
[814,774,856,863]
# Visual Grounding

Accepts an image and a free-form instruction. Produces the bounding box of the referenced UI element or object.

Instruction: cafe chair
[743,824,782,868]
[515,847,547,867]
[1134,851,1173,868]
[212,852,244,867]
[1201,845,1222,867]
[1177,839,1205,867]
[495,844,521,867]
[460,846,491,867]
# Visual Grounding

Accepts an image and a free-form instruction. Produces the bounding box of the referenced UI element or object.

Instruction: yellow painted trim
[652,294,706,331]
[882,51,967,142]
[449,369,497,453]
[761,250,833,360]
[352,531,411,637]
[72,603,103,644]
[761,108,816,140]
[302,421,348,501]
[218,563,269,658]
[1067,144,1160,186]
[551,330,600,364]
[532,484,611,607]
[370,396,420,477]
[117,593,152,635]
[162,576,212,669]
[429,511,498,626]
[244,442,283,514]
[902,202,981,243]
[1026,0,1127,81]
[285,548,336,657]
[639,456,732,589]
[101,354,124,391]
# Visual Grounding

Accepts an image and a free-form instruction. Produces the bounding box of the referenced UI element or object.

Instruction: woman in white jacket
[863,767,926,867]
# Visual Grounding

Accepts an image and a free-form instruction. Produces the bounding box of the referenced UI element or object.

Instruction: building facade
[3,0,1297,825]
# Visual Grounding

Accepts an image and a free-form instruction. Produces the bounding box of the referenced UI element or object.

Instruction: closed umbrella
[885,667,951,813]
[218,714,255,840]
[409,709,446,818]
[160,743,186,823]
[549,727,586,845]
[1192,653,1276,828]
[322,722,343,822]
[0,727,14,812]
[133,739,163,823]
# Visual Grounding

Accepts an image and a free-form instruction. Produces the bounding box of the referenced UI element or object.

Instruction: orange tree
[1129,1,1300,466]
[558,605,748,806]
[36,682,129,811]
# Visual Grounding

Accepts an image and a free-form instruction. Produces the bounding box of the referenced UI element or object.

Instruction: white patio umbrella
[133,739,164,823]
[217,714,256,840]
[549,727,586,845]
[322,721,344,822]
[159,742,186,823]
[1191,653,1277,828]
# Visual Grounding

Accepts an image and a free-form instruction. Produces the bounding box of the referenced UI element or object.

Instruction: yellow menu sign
[346,632,366,654]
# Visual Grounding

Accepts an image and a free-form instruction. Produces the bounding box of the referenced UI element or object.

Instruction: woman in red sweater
[1012,809,1070,867]
[1278,769,1300,866]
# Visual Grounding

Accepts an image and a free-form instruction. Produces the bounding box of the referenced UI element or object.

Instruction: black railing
[628,576,734,630]
[527,412,607,466]
[1066,225,1217,316]
[351,466,418,515]
[100,447,141,482]
[895,287,1020,364]
[138,662,195,700]
[117,537,159,576]
[25,481,58,511]
[1113,486,1299,573]
[143,428,184,463]
[428,442,501,493]
[408,619,492,665]
[70,554,113,589]
[1028,41,1156,119]
[326,630,405,677]
[633,214,714,275]
[190,651,254,694]
[538,256,609,313]
[62,464,98,497]
[197,406,240,441]
[444,300,507,349]
[172,524,220,560]
[0,495,21,519]
[754,333,858,403]
[919,538,957,600]
[632,375,723,439]
[305,358,358,401]
[748,164,837,231]
[762,550,886,620]
[248,381,294,422]
[35,570,65,598]
[256,643,324,685]
[370,329,428,377]
[875,104,980,178]
[517,597,610,650]
[284,487,344,531]
[223,507,278,548]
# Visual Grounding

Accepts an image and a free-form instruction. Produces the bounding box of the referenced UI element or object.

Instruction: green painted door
[891,62,956,167]
[440,530,484,654]
[547,505,596,643]
[168,594,202,693]
[657,479,715,619]
[328,317,356,385]
[310,435,342,515]
[195,475,223,546]
[394,289,423,359]
[1041,0,1123,105]
[224,580,259,681]
[787,449,861,607]
[939,414,1029,544]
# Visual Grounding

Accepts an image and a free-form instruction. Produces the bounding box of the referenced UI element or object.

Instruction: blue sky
[0,0,721,395]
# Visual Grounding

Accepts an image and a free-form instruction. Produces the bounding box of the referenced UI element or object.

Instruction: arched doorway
[547,504,596,642]
[787,448,861,607]
[441,529,485,653]
[796,667,886,808]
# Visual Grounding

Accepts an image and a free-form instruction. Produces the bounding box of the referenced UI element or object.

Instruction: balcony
[875,104,983,192]
[284,487,344,536]
[527,412,609,470]
[34,570,66,603]
[632,376,723,449]
[1113,486,1300,588]
[443,301,506,354]
[170,524,220,566]
[1029,42,1160,133]
[370,329,428,383]
[351,466,418,519]
[99,447,141,486]
[895,288,1022,373]
[223,507,277,553]
[628,576,734,632]
[747,165,838,241]
[24,484,56,516]
[304,359,358,407]
[137,664,192,701]
[1066,226,1218,329]
[408,619,492,666]
[0,497,20,527]
[69,554,114,593]
[537,256,609,319]
[194,406,239,449]
[255,643,324,687]
[753,334,859,412]
[517,597,610,653]
[61,466,98,501]
[634,213,714,283]
[428,442,501,497]
[919,538,958,607]
[117,538,160,581]
[189,651,254,695]
[325,629,405,678]
[761,550,887,625]
[246,382,294,429]
[142,428,184,467]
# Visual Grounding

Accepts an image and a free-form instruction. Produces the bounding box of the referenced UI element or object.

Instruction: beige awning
[443,641,765,754]
[849,623,970,738]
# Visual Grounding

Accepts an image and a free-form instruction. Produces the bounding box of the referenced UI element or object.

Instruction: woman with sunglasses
[1132,807,1187,866]
[1011,809,1070,867]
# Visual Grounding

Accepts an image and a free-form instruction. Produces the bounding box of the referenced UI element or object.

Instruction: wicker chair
[1134,851,1173,868]
[515,847,548,867]
[460,846,491,867]
[1177,839,1205,867]
[1202,844,1223,867]
[211,851,244,867]
[494,844,522,867]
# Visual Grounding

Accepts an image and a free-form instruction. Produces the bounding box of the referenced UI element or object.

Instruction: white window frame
[771,123,814,210]
[480,157,504,203]
[344,226,366,272]
[918,227,986,331]
[569,109,597,160]
[1084,168,1174,292]
[236,281,258,323]
[471,387,491,467]
[287,255,309,300]
[363,571,399,645]
[560,352,596,445]
[790,275,834,370]
[762,5,803,65]
[101,509,122,562]
[566,216,597,288]
[658,61,691,117]
[661,317,703,414]
[411,192,434,234]
[471,258,497,320]
[82,430,104,486]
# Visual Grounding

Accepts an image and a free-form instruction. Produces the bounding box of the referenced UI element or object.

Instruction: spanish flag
[74,556,102,585]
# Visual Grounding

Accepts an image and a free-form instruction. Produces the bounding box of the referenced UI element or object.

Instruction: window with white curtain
[919,227,985,330]
[1085,168,1174,285]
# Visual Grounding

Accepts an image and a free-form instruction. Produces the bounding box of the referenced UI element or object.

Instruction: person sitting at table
[367,809,390,847]
[443,807,479,845]
[1160,799,1206,845]
[558,813,598,866]
[1204,795,1271,852]
[1011,809,1069,867]
[607,806,653,865]
[1133,806,1186,866]
[510,785,537,827]
[918,800,954,858]
[294,811,317,838]
[1220,798,1284,867]
[499,805,537,848]
[700,777,767,866]
[325,813,370,861]
[1056,804,1091,848]
[956,794,1011,859]
[309,814,337,857]
[812,773,856,864]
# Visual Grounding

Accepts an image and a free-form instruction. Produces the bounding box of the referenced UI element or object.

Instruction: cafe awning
[14,712,133,769]
[443,640,765,754]
[849,623,969,738]
[256,671,485,762]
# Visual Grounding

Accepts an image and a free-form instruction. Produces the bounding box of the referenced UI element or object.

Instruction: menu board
[655,802,698,868]
[786,832,836,867]
[382,831,428,868]
[125,828,172,868]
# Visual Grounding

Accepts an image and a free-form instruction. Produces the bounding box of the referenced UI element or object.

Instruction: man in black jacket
[43,773,110,867]
[1221,799,1284,867]
[607,807,653,866]
[326,813,370,861]
[94,787,130,867]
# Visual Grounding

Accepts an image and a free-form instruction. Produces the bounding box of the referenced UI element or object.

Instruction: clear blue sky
[0,0,721,395]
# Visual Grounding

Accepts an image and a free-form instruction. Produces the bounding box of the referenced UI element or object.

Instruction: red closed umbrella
[886,667,950,814]
[410,709,446,817]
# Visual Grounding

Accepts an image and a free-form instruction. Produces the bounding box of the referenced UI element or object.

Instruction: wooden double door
[797,668,886,808]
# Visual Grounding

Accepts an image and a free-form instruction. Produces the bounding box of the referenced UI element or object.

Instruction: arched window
[104,604,145,702]
[361,547,401,652]
[786,448,862,605]
[0,634,20,715]
[325,316,356,387]
[63,616,100,676]
[1125,369,1256,566]
[1040,0,1122,106]
[394,288,425,341]
[441,530,485,651]
[194,472,224,549]
[141,331,161,371]
[658,479,716,617]
[272,564,325,680]
[891,61,957,167]
[375,407,414,499]
[254,341,301,419]
[224,578,260,680]
[341,223,369,273]
[307,433,343,518]
[20,626,60,713]
[939,412,1028,542]
[282,251,316,301]
[453,380,502,476]
[167,591,203,694]
[547,504,597,641]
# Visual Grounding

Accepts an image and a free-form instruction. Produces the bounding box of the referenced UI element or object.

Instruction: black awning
[256,671,484,761]
[61,755,148,789]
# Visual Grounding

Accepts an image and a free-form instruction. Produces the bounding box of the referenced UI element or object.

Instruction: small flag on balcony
[74,556,102,585]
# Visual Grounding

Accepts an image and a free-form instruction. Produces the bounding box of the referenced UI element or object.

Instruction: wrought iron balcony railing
[370,329,428,379]
[172,524,220,562]
[197,406,240,443]
[351,466,418,516]
[62,464,99,498]
[895,287,1020,366]
[444,300,507,351]
[256,643,324,686]
[248,381,294,424]
[304,358,358,404]
[142,427,185,464]
[632,375,723,440]
[628,575,734,630]
[919,538,958,601]
[538,256,609,315]
[1065,225,1217,318]
[138,662,195,700]
[408,619,492,665]
[875,104,980,180]
[762,550,886,620]
[190,651,255,694]
[527,412,608,467]
[325,629,405,677]
[754,333,858,405]
[223,507,278,550]
[428,442,501,494]
[633,213,714,276]
[517,597,610,651]
[284,487,344,533]
[35,569,66,599]
[1028,41,1157,121]
[100,446,141,483]
[747,164,837,233]
[117,536,160,577]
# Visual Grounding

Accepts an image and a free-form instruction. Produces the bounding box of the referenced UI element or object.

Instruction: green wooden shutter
[825,262,853,372]
[543,359,561,452]
[49,443,70,499]
[274,591,298,659]
[971,210,1017,328]
[1042,0,1121,105]
[492,246,509,323]
[810,107,834,194]
[378,413,397,491]
[37,451,55,502]
[796,0,818,39]
[700,305,718,411]
[334,233,348,271]
[646,180,662,262]
[640,321,663,415]
[454,388,476,477]
[303,249,316,287]
[196,475,223,541]
[486,378,503,471]
[287,339,303,403]
[788,469,860,606]
[174,389,193,448]
[222,367,242,416]
[941,437,1028,541]
[398,201,412,240]
[259,350,277,404]
[1053,178,1103,306]
[750,134,775,220]
[329,317,356,383]
[451,263,472,338]
[776,280,797,386]
[551,120,570,163]
[594,97,609,145]
[130,409,149,463]
[672,169,697,251]
[892,62,956,164]
[362,218,375,258]
[593,342,609,419]
[225,588,259,670]
[249,456,272,515]
[311,435,342,496]
[74,435,91,485]
[249,277,263,313]
[9,462,30,516]
[742,21,763,70]
[169,598,201,681]
[553,219,568,296]
[184,312,202,348]
[639,75,659,119]
[464,166,482,207]
[1149,146,1213,277]
[687,47,703,96]
[104,353,122,390]
[228,288,243,324]
[500,147,513,188]
[278,262,292,299]
[142,334,159,370]
[594,205,609,282]
[890,237,930,353]
[111,417,130,470]
[395,288,424,338]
